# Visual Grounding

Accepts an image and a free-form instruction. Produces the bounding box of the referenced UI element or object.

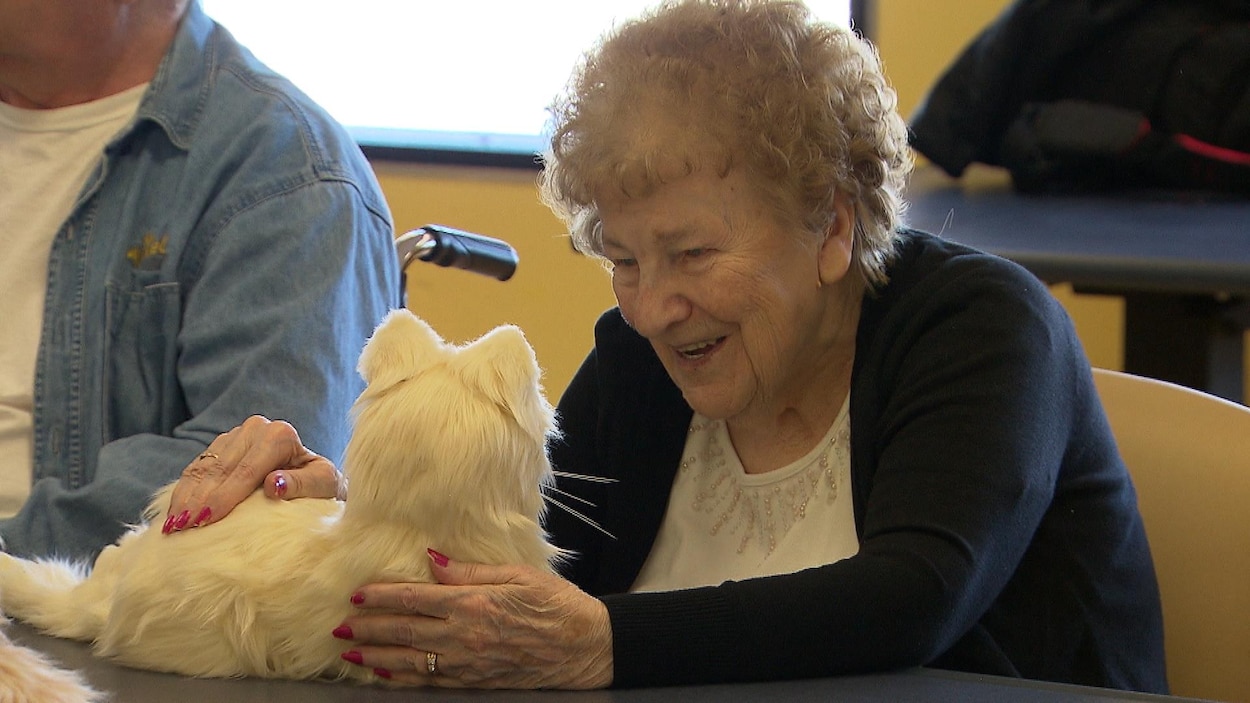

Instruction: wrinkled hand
[335,552,614,689]
[164,415,341,533]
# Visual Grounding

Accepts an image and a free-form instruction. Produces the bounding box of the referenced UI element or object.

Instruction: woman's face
[599,168,855,423]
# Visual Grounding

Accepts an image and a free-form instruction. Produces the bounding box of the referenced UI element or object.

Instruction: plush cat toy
[0,309,563,684]
[0,620,101,703]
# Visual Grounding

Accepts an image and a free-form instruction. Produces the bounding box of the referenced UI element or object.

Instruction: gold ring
[197,452,220,462]
[426,651,438,675]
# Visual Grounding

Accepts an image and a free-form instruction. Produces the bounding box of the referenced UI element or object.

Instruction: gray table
[904,165,1250,402]
[6,621,1213,703]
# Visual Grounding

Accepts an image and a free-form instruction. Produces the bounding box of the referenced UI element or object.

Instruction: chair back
[1092,368,1250,703]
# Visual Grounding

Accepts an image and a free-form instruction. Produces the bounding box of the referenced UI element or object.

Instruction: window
[201,1,858,166]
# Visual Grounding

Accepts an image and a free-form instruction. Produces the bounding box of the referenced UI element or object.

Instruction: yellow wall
[874,0,1007,120]
[373,0,1246,399]
[375,162,616,398]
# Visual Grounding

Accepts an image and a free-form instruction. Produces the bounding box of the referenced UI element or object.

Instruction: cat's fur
[0,309,561,684]
[0,619,101,703]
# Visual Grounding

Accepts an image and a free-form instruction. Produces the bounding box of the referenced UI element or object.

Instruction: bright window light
[199,1,853,159]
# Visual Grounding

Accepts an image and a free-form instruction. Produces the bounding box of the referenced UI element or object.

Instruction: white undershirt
[0,84,147,518]
[631,396,858,592]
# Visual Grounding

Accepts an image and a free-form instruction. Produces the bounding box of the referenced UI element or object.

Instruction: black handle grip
[396,225,518,282]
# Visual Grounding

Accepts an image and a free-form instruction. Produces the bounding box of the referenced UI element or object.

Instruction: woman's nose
[624,269,691,337]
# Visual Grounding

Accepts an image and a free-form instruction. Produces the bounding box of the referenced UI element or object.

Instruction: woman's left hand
[334,550,614,689]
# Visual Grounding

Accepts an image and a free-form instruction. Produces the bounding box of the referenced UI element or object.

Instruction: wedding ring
[426,651,439,675]
[197,452,220,461]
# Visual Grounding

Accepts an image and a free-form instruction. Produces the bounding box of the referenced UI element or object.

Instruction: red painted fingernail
[273,472,287,498]
[173,510,191,530]
[162,514,176,534]
[373,668,392,679]
[332,625,353,640]
[427,548,449,567]
[350,592,365,605]
[341,650,364,665]
[192,506,212,527]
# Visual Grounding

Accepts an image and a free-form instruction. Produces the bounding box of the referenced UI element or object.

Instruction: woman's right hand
[163,415,341,534]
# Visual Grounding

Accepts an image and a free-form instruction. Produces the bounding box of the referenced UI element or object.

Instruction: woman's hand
[164,415,340,533]
[334,551,614,689]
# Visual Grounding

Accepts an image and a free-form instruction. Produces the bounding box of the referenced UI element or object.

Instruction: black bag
[909,0,1250,195]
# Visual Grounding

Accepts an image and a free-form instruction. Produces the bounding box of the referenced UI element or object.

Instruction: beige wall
[374,0,1246,400]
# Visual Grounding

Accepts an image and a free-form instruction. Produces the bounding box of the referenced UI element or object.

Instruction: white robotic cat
[0,619,101,703]
[0,309,562,684]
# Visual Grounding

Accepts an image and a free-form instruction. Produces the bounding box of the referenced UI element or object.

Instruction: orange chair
[1092,368,1250,703]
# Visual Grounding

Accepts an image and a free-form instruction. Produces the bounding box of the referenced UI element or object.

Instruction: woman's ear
[817,193,856,287]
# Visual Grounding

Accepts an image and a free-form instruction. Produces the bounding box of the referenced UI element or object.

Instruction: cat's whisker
[543,496,616,540]
[543,484,596,507]
[551,470,618,484]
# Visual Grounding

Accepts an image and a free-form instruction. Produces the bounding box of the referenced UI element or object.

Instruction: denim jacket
[0,2,400,559]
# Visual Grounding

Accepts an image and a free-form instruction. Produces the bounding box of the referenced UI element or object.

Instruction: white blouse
[631,396,859,592]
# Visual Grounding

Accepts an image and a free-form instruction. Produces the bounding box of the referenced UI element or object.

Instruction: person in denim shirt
[0,0,399,560]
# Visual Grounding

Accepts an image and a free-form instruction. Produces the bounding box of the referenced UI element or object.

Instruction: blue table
[904,165,1250,402]
[4,621,1213,703]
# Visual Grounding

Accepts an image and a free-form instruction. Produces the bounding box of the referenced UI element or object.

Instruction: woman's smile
[674,336,727,361]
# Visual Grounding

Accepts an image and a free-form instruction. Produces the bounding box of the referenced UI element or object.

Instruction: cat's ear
[456,325,546,419]
[357,309,446,389]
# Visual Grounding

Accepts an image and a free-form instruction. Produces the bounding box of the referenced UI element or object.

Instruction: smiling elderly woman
[165,0,1168,693]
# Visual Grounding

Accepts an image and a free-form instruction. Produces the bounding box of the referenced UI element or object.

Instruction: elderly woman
[165,0,1167,693]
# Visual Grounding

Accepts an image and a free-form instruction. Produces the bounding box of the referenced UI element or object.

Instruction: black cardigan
[546,230,1167,693]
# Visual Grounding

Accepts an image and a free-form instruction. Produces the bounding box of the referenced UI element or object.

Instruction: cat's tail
[0,621,102,703]
[0,552,107,641]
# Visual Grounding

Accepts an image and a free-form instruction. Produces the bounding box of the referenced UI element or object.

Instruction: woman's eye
[609,257,637,269]
[682,248,716,264]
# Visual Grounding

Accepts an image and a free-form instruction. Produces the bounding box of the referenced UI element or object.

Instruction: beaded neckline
[682,399,850,556]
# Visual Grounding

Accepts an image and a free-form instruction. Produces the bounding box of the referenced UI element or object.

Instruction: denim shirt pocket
[103,272,184,441]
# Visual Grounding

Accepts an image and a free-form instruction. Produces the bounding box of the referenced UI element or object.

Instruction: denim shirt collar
[132,1,216,154]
